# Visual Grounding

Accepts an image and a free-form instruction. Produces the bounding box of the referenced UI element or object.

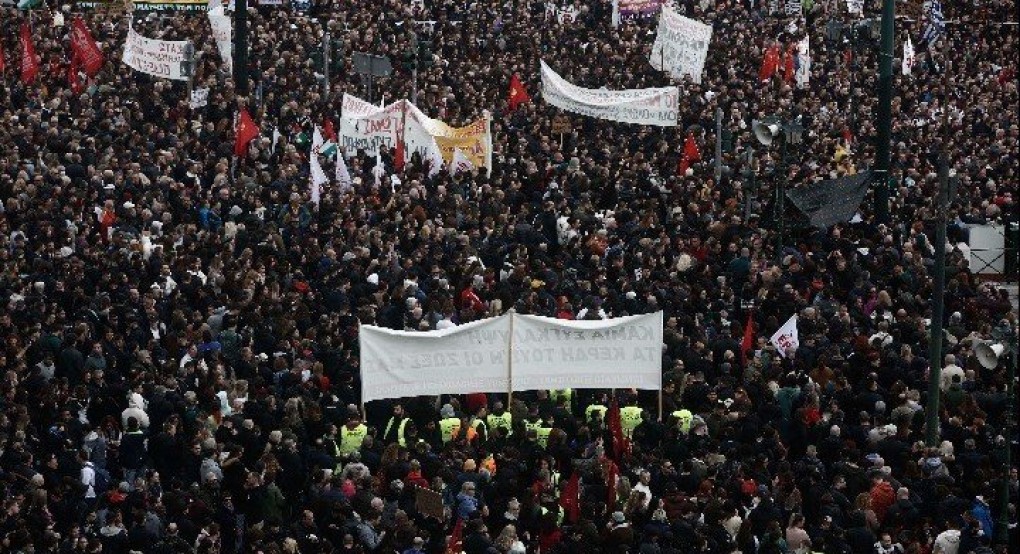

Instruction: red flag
[70,17,104,77]
[677,132,700,176]
[842,127,853,145]
[758,45,780,82]
[394,140,405,172]
[843,48,853,66]
[607,398,626,460]
[740,310,754,366]
[605,458,619,509]
[234,109,260,157]
[782,44,796,83]
[559,471,581,523]
[446,517,464,554]
[68,55,84,95]
[20,23,39,85]
[1,41,6,74]
[509,73,530,110]
[323,118,337,142]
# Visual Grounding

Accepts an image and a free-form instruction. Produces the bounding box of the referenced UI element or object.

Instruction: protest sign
[618,0,663,19]
[190,87,209,108]
[132,0,206,11]
[540,61,679,127]
[121,25,191,81]
[207,6,232,74]
[649,6,712,84]
[414,487,445,519]
[510,312,663,391]
[359,315,512,402]
[770,315,799,357]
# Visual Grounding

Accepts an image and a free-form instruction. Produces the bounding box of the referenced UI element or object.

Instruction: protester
[0,0,1017,553]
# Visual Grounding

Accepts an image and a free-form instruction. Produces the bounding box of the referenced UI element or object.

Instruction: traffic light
[310,48,324,73]
[403,48,416,71]
[329,39,345,74]
[721,129,734,153]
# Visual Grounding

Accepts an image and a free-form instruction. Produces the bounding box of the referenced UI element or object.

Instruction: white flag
[795,35,811,89]
[611,0,620,28]
[902,36,915,76]
[451,147,475,175]
[336,149,353,192]
[309,128,328,204]
[770,315,799,357]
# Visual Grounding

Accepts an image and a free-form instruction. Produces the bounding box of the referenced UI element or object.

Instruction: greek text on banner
[540,61,679,127]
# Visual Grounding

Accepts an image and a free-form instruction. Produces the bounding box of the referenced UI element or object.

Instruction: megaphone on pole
[974,341,1006,370]
[753,119,781,146]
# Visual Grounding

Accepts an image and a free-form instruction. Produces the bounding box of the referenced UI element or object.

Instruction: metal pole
[714,107,723,182]
[874,0,896,223]
[233,0,249,97]
[998,330,1016,545]
[776,135,787,259]
[412,67,418,105]
[367,75,373,106]
[924,38,953,448]
[323,31,330,94]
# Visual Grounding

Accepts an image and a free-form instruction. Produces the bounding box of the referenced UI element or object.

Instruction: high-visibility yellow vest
[549,389,573,405]
[383,417,410,447]
[339,424,368,455]
[487,412,512,435]
[585,404,608,422]
[523,418,543,435]
[620,406,643,438]
[672,409,694,434]
[440,417,461,443]
[536,427,552,448]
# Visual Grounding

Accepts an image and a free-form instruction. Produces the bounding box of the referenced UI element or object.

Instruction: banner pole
[507,311,514,406]
[658,389,663,422]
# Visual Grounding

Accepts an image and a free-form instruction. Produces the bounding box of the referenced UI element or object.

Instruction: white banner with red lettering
[770,315,800,357]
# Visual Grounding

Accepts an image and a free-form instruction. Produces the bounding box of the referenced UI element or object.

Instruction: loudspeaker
[974,341,1005,370]
[753,120,781,146]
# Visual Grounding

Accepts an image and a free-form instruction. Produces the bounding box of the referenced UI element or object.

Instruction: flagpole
[873,0,896,223]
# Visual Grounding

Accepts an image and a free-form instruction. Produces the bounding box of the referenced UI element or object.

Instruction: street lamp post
[753,117,803,259]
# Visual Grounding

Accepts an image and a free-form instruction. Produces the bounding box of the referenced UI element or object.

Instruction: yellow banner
[433,118,489,169]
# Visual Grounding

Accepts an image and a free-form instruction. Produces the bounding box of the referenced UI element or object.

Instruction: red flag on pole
[394,140,405,172]
[677,132,701,176]
[323,118,337,142]
[0,41,6,74]
[607,398,626,460]
[68,55,84,94]
[70,17,104,77]
[758,44,780,82]
[605,457,619,509]
[446,517,464,554]
[559,471,581,523]
[20,23,39,85]
[740,310,754,365]
[782,44,796,83]
[234,109,260,157]
[509,73,531,110]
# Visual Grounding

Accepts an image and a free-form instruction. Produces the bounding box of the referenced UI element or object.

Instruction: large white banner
[359,315,513,402]
[207,6,232,74]
[122,25,191,81]
[649,6,712,84]
[511,312,663,391]
[540,61,679,126]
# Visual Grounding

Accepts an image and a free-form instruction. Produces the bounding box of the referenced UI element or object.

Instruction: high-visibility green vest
[536,427,552,448]
[384,417,410,447]
[549,389,573,405]
[487,412,512,435]
[585,404,608,422]
[339,424,367,455]
[523,418,543,435]
[672,409,693,434]
[439,417,461,443]
[620,406,643,437]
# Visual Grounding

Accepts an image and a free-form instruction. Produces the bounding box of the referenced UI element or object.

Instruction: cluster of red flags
[677,132,701,176]
[509,73,530,110]
[6,18,104,88]
[759,42,797,84]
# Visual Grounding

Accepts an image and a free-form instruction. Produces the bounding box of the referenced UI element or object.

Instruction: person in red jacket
[868,470,896,524]
[460,281,486,316]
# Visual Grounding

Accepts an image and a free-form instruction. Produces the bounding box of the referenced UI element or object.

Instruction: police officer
[620,398,644,438]
[523,405,544,436]
[439,403,461,443]
[487,401,512,437]
[338,411,368,456]
[383,403,410,447]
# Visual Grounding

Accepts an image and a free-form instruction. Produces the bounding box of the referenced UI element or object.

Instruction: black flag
[786,171,873,228]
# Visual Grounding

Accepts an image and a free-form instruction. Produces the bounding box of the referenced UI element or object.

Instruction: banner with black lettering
[359,315,513,402]
[786,171,872,228]
[540,61,679,126]
[511,312,663,391]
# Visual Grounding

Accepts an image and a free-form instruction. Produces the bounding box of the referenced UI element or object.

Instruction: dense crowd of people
[0,0,1018,552]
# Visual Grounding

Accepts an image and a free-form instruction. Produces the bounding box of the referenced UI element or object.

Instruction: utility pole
[322,31,330,94]
[997,326,1017,545]
[233,0,249,98]
[924,42,953,448]
[776,134,788,259]
[714,108,723,182]
[873,0,895,223]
